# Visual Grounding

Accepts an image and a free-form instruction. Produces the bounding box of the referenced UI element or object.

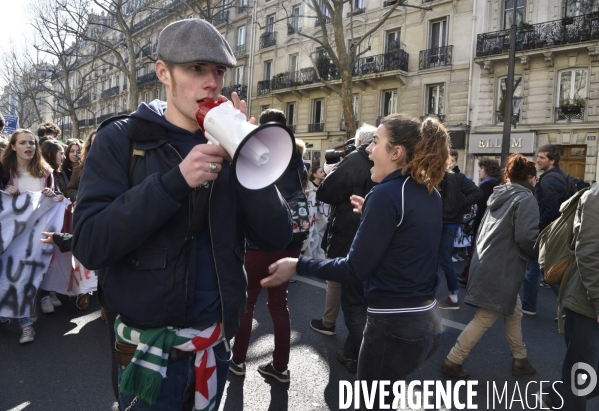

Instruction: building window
[235,66,244,84]
[237,26,246,50]
[286,102,296,131]
[429,18,447,49]
[260,104,270,113]
[426,84,445,115]
[557,69,587,122]
[381,90,397,116]
[290,5,301,32]
[155,88,160,100]
[347,40,361,56]
[386,29,402,52]
[144,92,149,103]
[263,61,272,80]
[310,99,325,131]
[497,76,523,123]
[313,99,324,123]
[503,0,525,30]
[266,14,275,33]
[123,98,127,111]
[352,94,359,119]
[288,55,299,82]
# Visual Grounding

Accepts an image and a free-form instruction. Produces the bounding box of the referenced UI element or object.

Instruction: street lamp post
[500,2,519,166]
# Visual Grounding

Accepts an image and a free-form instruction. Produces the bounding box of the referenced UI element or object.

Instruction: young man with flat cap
[72,19,292,410]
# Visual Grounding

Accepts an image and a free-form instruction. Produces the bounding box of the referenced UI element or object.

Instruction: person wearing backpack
[437,162,483,309]
[229,109,307,383]
[541,183,599,411]
[522,145,569,315]
[72,19,292,410]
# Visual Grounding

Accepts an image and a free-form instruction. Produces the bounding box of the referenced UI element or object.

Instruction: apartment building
[470,0,599,182]
[219,0,476,168]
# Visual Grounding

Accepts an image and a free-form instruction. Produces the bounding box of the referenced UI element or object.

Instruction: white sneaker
[41,296,54,314]
[20,326,35,344]
[49,291,62,307]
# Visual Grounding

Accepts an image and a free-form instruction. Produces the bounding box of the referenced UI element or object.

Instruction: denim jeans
[357,311,442,411]
[439,225,459,294]
[340,281,367,360]
[18,316,33,329]
[118,340,231,410]
[548,309,599,411]
[522,260,559,312]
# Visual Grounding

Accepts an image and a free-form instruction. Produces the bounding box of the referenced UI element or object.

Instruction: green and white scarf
[115,316,223,411]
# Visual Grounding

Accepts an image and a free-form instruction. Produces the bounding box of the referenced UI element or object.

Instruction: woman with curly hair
[0,129,59,344]
[442,153,539,379]
[262,115,449,405]
[62,139,83,180]
[66,131,95,203]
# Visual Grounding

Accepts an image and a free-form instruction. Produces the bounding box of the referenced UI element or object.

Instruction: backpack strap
[128,147,145,188]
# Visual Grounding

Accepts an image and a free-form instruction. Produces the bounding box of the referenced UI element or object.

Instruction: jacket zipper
[206,183,230,350]
[168,143,227,348]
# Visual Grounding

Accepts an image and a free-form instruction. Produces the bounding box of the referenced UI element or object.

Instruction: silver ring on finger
[209,162,218,173]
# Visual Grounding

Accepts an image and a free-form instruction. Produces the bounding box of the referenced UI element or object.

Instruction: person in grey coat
[441,153,539,379]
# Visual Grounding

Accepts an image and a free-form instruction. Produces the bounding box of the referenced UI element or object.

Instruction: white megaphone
[196,96,295,190]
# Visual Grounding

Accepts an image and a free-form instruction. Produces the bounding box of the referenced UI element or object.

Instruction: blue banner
[2,115,19,135]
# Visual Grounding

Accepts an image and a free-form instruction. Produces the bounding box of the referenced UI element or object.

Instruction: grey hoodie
[464,182,540,315]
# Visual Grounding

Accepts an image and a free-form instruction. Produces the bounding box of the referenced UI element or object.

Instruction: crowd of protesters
[1,17,598,411]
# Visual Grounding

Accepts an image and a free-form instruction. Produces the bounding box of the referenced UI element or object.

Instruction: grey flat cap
[157,19,236,68]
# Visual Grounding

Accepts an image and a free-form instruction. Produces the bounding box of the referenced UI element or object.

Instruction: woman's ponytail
[406,117,450,193]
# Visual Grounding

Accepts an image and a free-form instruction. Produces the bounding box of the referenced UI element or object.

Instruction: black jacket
[72,112,292,339]
[536,166,567,230]
[316,143,375,258]
[53,169,69,196]
[474,177,500,232]
[439,172,483,224]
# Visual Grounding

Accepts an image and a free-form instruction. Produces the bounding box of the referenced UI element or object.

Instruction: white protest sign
[0,191,68,319]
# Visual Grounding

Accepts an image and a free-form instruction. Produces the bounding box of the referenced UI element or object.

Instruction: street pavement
[1,260,598,411]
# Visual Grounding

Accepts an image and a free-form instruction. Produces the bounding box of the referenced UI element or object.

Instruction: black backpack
[543,172,578,201]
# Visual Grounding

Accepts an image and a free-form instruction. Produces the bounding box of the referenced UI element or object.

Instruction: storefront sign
[468,132,536,154]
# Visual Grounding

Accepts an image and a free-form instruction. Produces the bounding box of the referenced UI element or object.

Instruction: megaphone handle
[204,131,220,146]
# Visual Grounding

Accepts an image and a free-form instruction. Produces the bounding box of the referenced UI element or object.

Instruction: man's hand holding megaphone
[179,92,254,188]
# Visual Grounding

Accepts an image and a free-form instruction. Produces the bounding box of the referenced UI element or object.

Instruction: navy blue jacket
[72,103,292,339]
[536,166,567,230]
[297,169,442,315]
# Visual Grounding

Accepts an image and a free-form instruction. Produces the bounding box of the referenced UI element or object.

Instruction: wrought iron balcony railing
[131,0,186,33]
[237,5,251,14]
[314,17,331,27]
[288,24,302,35]
[308,123,324,132]
[213,10,229,26]
[383,0,398,6]
[101,86,120,99]
[236,44,246,52]
[62,123,73,131]
[420,113,446,123]
[346,8,365,18]
[257,80,271,95]
[137,72,158,86]
[269,50,409,92]
[497,111,520,124]
[476,13,599,57]
[77,95,91,107]
[419,45,453,69]
[556,106,585,122]
[221,84,247,100]
[259,32,276,49]
[77,119,88,128]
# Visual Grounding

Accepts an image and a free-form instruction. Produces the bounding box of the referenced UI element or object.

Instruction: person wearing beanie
[72,18,292,410]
